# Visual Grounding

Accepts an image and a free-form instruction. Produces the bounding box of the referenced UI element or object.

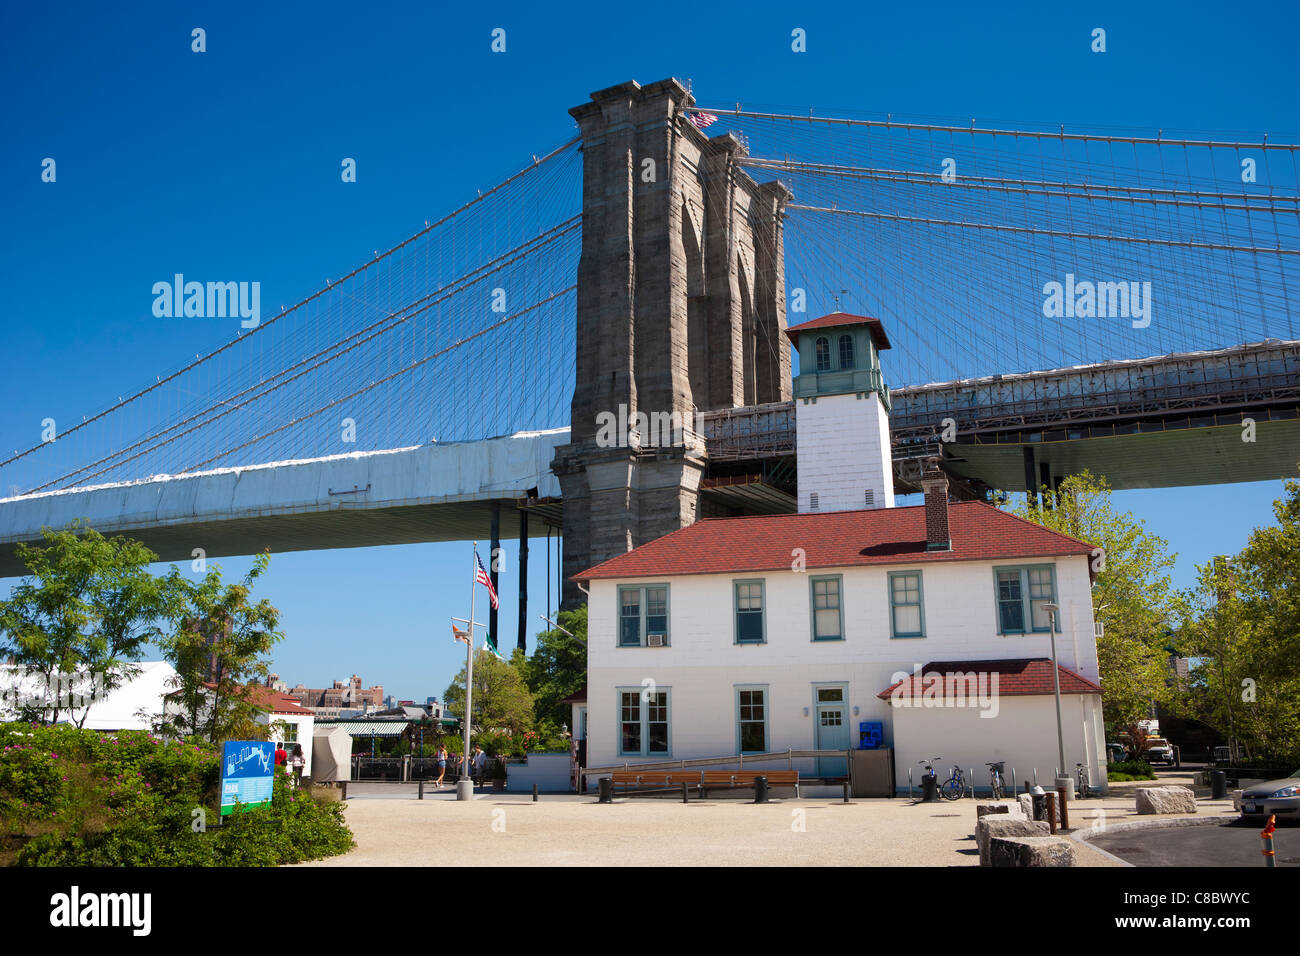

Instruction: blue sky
[2,1,1296,701]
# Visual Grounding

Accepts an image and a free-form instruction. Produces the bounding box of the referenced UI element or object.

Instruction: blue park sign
[220,740,275,816]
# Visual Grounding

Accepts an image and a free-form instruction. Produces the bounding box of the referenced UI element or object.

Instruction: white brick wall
[585,554,1101,786]
[796,392,895,512]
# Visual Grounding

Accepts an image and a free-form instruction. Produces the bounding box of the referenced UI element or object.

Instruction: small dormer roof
[786,312,891,350]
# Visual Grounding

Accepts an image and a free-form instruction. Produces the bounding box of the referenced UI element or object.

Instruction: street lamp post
[1042,602,1067,782]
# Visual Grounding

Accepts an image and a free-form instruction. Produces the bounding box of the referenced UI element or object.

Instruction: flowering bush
[0,744,62,821]
[1,722,352,866]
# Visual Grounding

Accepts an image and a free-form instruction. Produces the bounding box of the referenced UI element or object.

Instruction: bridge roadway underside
[941,418,1300,491]
[0,430,566,579]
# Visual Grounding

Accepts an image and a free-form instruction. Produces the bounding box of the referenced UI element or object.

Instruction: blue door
[814,686,849,777]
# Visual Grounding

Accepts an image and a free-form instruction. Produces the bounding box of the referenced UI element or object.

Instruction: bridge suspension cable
[4,138,583,495]
[709,103,1299,386]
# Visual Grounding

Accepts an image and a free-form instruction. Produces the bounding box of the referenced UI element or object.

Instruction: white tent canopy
[0,661,178,731]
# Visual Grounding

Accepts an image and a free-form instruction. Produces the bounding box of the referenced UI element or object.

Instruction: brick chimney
[920,467,951,551]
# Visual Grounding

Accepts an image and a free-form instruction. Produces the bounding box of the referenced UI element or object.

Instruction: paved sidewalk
[298,779,1237,866]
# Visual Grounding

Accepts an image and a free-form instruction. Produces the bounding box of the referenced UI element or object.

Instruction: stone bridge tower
[554,78,792,605]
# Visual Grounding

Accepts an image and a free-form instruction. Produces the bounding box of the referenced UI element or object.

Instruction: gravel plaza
[296,772,1237,867]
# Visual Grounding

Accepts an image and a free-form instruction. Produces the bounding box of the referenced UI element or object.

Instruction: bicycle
[938,764,966,800]
[987,761,1007,800]
[1075,762,1091,798]
[917,758,968,800]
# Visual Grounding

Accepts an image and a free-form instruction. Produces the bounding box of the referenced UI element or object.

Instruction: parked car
[1140,737,1176,765]
[1239,771,1300,819]
[1106,742,1127,763]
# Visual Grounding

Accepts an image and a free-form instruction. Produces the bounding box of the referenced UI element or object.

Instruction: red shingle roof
[558,684,587,705]
[786,312,891,350]
[576,501,1095,581]
[878,658,1102,700]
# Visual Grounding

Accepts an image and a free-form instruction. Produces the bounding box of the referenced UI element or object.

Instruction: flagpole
[457,541,477,801]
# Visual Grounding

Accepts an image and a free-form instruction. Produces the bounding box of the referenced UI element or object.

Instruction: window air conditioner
[647,633,666,647]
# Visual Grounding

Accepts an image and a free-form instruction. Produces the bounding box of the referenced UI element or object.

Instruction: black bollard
[598,777,613,804]
[843,781,850,803]
[1211,770,1228,800]
[681,782,689,803]
[921,774,939,802]
[418,779,424,800]
[532,783,538,802]
[754,775,770,804]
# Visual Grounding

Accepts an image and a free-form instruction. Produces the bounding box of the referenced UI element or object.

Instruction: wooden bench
[700,770,800,798]
[609,770,703,794]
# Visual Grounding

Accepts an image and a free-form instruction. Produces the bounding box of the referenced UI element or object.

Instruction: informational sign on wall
[220,741,275,816]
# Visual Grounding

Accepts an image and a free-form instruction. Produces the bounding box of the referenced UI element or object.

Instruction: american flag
[475,551,499,610]
[689,111,718,131]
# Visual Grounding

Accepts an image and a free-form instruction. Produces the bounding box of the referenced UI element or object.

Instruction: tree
[520,606,587,729]
[1176,476,1300,760]
[443,648,533,740]
[156,551,283,743]
[1008,470,1182,733]
[0,522,170,726]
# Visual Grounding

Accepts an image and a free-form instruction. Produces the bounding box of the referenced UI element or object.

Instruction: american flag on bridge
[688,111,718,131]
[474,551,498,610]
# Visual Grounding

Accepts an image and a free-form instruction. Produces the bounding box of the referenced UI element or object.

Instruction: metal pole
[1047,606,1067,786]
[457,542,477,801]
[489,505,500,653]
[518,509,529,652]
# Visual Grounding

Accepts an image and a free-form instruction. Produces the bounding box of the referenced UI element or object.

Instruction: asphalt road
[1091,819,1297,867]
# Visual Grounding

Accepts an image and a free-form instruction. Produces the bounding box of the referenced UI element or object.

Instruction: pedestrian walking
[289,743,306,788]
[472,746,488,786]
[435,745,448,788]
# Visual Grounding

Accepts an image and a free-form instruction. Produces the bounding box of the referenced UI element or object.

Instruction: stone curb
[1068,813,1234,866]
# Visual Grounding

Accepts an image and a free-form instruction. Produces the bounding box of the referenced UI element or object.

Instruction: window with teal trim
[735,580,765,643]
[811,576,843,640]
[618,584,669,647]
[737,687,767,753]
[996,570,1024,632]
[618,688,670,756]
[619,691,641,753]
[839,334,855,369]
[815,336,832,371]
[890,572,924,637]
[995,566,1058,634]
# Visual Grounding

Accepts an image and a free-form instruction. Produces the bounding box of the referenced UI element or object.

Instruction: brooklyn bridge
[2,78,1296,648]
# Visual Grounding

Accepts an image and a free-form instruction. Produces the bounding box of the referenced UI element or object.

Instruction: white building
[163,683,316,777]
[574,313,1107,793]
[0,661,178,731]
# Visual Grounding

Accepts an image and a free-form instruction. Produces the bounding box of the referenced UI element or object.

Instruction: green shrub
[1,722,353,867]
[1108,759,1157,779]
[0,745,63,820]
